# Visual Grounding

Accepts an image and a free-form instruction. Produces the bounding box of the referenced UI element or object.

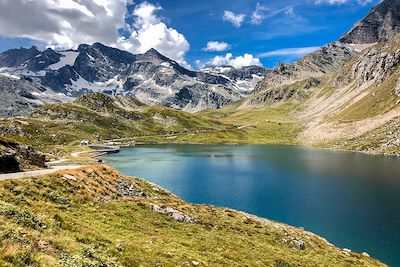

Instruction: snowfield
[48,51,79,70]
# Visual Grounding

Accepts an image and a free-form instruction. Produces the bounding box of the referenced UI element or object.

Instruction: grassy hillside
[0,93,228,152]
[172,102,303,145]
[0,165,385,266]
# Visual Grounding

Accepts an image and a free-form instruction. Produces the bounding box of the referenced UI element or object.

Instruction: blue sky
[0,0,381,68]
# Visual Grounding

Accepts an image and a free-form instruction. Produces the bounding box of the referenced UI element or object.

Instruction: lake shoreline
[102,144,400,266]
[116,140,400,158]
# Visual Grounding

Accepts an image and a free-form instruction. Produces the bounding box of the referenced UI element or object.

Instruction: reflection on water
[103,144,400,266]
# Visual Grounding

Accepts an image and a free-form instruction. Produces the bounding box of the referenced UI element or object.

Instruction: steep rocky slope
[252,42,357,94]
[340,0,400,44]
[300,36,400,153]
[0,46,41,68]
[232,35,399,155]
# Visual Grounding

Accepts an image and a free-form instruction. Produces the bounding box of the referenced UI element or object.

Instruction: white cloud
[203,41,230,52]
[117,2,190,67]
[0,0,191,67]
[258,46,320,58]
[314,0,373,5]
[250,4,298,26]
[195,59,203,68]
[208,53,262,68]
[251,3,268,25]
[223,11,245,28]
[0,0,130,49]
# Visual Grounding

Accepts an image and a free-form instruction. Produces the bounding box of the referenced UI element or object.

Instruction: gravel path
[0,165,82,181]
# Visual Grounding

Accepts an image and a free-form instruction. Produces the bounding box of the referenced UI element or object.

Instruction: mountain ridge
[0,44,266,115]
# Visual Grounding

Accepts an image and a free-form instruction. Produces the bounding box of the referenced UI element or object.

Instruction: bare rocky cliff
[335,39,400,88]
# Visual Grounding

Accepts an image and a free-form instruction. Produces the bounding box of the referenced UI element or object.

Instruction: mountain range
[0,42,267,116]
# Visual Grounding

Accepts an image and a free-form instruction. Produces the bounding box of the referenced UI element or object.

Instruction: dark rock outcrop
[0,139,46,174]
[25,48,61,72]
[0,46,40,68]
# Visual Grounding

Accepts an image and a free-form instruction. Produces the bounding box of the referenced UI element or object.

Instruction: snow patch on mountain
[48,51,79,70]
[0,71,21,80]
[66,75,125,95]
[202,66,234,74]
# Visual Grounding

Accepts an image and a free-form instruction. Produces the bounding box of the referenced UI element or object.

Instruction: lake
[102,144,400,266]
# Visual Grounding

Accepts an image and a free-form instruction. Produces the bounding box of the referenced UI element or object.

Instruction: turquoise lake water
[102,144,400,266]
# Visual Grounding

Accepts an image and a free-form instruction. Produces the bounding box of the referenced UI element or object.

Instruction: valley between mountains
[1,0,399,157]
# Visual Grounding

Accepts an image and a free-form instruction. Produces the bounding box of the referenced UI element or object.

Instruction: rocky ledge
[0,138,46,173]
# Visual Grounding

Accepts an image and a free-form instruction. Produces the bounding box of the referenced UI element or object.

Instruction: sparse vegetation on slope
[178,102,304,145]
[324,117,400,156]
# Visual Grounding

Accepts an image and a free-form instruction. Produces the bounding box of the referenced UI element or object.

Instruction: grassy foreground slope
[0,166,384,266]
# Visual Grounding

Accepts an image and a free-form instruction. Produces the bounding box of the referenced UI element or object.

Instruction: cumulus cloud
[203,41,230,52]
[0,0,129,49]
[314,0,373,5]
[0,0,190,66]
[208,53,262,68]
[116,2,190,67]
[258,46,320,58]
[223,11,245,28]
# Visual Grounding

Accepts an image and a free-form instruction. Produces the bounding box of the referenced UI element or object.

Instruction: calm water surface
[102,144,400,266]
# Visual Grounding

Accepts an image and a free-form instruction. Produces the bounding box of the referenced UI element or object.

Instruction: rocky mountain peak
[0,45,41,67]
[142,48,171,63]
[145,48,162,56]
[340,0,400,44]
